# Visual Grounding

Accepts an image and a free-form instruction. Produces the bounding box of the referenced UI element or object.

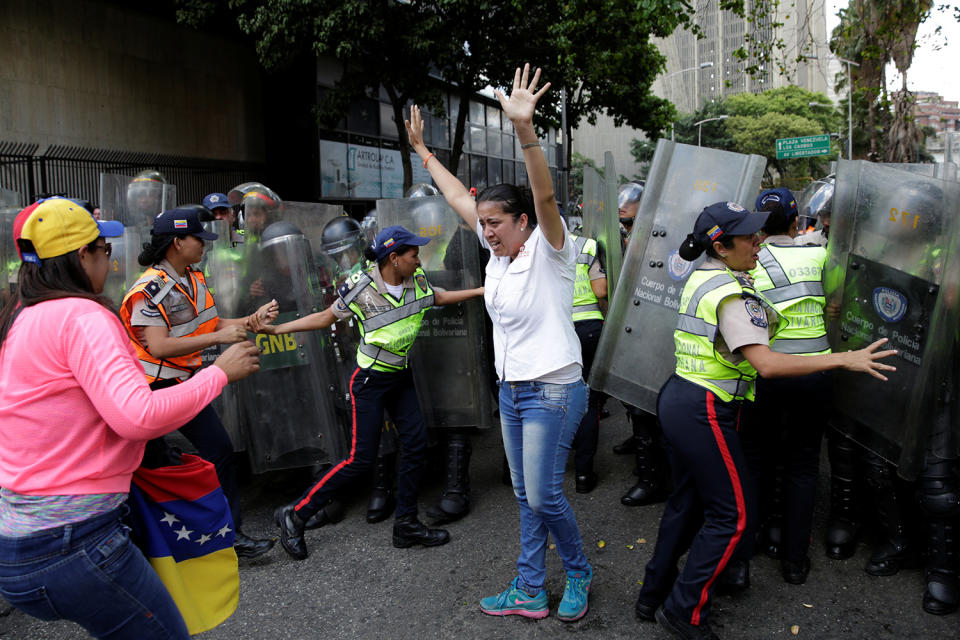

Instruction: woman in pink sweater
[0,198,259,639]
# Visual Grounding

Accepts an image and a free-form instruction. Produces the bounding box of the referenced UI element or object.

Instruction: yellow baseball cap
[14,197,124,263]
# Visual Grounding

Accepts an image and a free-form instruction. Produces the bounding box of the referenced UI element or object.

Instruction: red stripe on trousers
[295,367,362,512]
[691,391,747,626]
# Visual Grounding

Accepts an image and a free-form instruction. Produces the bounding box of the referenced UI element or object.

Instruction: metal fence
[0,142,267,208]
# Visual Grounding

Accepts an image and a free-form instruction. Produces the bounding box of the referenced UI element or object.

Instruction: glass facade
[317,81,560,200]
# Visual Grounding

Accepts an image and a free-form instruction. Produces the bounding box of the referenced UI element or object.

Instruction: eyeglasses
[93,243,113,257]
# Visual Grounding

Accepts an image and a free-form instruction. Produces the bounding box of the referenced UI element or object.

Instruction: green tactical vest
[751,243,830,356]
[674,267,775,403]
[570,234,603,323]
[340,266,434,372]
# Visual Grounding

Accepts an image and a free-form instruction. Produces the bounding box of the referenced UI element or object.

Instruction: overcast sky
[826,1,958,102]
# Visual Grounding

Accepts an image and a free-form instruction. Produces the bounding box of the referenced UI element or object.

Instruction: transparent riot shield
[581,152,623,301]
[99,173,177,304]
[194,219,248,451]
[825,159,960,478]
[280,203,362,428]
[590,140,766,412]
[1,194,20,307]
[237,225,346,473]
[376,196,494,430]
[879,162,958,182]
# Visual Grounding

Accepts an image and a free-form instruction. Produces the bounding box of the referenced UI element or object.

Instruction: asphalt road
[1,404,956,639]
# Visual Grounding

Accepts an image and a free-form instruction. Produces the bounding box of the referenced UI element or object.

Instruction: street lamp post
[809,101,842,159]
[694,115,729,147]
[664,61,715,140]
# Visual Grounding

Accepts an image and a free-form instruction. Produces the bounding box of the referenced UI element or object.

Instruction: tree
[829,0,933,161]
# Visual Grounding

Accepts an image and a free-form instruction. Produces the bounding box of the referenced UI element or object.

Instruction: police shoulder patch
[140,307,162,318]
[744,297,767,328]
[144,279,162,297]
[337,281,353,299]
[415,273,428,293]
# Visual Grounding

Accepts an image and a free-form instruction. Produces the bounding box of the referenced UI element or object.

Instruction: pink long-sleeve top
[0,297,227,496]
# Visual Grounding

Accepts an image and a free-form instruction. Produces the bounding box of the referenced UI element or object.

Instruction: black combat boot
[392,514,451,548]
[274,503,308,560]
[621,424,668,506]
[825,432,862,560]
[865,457,916,576]
[367,453,396,524]
[919,462,960,615]
[613,411,644,455]
[234,530,275,559]
[428,435,472,524]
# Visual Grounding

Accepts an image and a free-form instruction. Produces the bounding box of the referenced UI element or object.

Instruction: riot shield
[375,196,494,430]
[590,140,766,411]
[1,194,20,306]
[280,203,361,425]
[237,223,346,473]
[879,162,958,182]
[824,159,960,478]
[194,219,248,451]
[581,152,623,301]
[99,173,177,304]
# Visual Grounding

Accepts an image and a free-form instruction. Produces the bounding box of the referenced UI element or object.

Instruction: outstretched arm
[740,338,897,381]
[248,306,338,335]
[495,64,565,251]
[406,106,479,230]
[434,287,484,306]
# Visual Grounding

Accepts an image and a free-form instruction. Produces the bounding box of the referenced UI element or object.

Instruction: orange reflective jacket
[120,266,219,384]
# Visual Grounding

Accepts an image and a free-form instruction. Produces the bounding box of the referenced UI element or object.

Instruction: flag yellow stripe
[149,547,239,634]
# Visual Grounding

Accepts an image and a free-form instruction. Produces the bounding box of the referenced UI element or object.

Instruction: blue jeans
[500,379,589,593]
[0,506,189,639]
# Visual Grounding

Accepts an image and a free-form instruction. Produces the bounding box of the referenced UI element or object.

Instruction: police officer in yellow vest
[569,232,606,493]
[120,205,278,560]
[731,188,832,587]
[264,225,484,560]
[635,202,896,640]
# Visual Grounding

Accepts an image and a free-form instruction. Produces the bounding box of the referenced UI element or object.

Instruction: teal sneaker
[557,565,592,622]
[479,577,549,619]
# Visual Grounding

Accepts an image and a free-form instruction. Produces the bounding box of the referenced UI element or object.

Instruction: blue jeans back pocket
[0,584,60,621]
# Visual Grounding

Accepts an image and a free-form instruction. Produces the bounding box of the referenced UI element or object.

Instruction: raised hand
[405,105,426,151]
[494,63,551,127]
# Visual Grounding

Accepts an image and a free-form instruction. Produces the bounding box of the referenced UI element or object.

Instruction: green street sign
[776,134,831,159]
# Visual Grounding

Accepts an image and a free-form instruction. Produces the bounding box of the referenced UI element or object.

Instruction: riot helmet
[259,221,309,309]
[361,210,378,245]
[617,182,644,234]
[228,182,282,237]
[126,170,167,222]
[797,176,834,236]
[405,183,440,198]
[321,215,367,274]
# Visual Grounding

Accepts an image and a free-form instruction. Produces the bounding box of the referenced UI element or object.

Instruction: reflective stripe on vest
[138,359,192,382]
[346,267,433,371]
[120,267,219,384]
[570,234,604,322]
[752,244,830,356]
[674,268,763,402]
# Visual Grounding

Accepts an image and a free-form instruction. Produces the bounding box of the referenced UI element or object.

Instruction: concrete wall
[0,0,265,161]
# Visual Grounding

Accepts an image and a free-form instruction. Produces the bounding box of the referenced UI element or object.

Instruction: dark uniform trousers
[293,367,428,521]
[739,371,832,563]
[572,318,603,473]
[147,380,242,530]
[639,375,756,626]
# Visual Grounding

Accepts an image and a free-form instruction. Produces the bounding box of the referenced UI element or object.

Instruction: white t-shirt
[478,222,582,383]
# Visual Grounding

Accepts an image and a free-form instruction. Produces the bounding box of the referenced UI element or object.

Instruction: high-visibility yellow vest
[120,266,219,384]
[673,267,776,402]
[751,243,830,356]
[570,234,603,323]
[339,266,434,372]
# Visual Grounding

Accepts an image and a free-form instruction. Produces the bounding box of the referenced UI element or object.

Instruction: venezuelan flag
[127,454,239,635]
